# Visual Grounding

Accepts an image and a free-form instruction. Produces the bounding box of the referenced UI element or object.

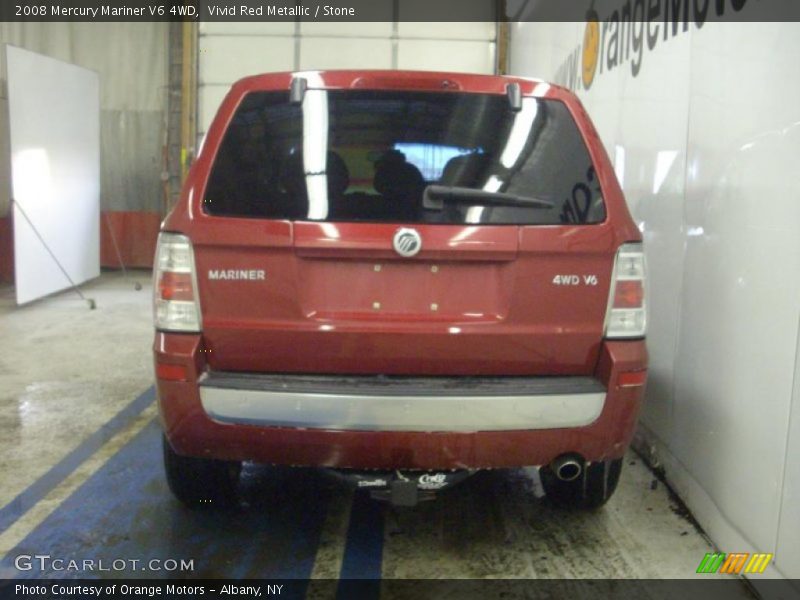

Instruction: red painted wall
[0,211,160,283]
[0,214,13,284]
[100,211,162,269]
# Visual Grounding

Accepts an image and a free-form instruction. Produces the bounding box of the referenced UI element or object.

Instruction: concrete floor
[0,272,757,593]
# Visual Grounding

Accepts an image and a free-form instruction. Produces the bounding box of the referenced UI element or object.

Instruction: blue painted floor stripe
[2,418,335,583]
[336,491,384,598]
[0,386,155,536]
[225,465,334,580]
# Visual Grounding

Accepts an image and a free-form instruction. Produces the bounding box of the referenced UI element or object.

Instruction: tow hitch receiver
[390,479,418,507]
[327,470,474,506]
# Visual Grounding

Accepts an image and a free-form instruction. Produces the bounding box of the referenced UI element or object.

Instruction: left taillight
[153,232,202,332]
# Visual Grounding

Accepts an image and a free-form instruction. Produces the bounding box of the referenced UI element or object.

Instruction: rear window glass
[203,90,605,225]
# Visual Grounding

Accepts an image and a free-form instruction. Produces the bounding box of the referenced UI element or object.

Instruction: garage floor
[0,273,756,592]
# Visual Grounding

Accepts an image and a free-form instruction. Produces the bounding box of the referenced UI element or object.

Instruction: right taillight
[605,243,646,339]
[153,232,202,332]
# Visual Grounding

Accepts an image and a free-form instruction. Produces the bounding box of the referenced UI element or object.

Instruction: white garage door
[198,17,497,137]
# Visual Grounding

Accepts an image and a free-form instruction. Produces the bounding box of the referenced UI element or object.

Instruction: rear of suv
[154,70,647,509]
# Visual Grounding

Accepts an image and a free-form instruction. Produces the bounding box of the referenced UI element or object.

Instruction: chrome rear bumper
[198,373,606,433]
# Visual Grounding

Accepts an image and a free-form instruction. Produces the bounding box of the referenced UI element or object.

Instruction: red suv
[154,70,647,509]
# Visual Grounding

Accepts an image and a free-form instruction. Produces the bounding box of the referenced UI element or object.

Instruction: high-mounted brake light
[605,243,646,338]
[153,233,202,332]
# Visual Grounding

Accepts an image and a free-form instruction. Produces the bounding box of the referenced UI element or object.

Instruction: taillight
[605,243,646,339]
[153,232,202,332]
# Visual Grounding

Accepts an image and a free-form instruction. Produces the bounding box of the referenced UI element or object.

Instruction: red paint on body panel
[154,70,647,472]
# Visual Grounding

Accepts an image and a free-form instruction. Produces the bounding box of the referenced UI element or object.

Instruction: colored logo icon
[696,552,773,574]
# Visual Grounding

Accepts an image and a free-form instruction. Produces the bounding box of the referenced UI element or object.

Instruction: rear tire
[540,457,623,510]
[162,435,241,509]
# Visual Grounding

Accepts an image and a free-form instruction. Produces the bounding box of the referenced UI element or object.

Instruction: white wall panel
[398,39,495,73]
[300,22,393,37]
[199,22,294,35]
[199,35,294,85]
[299,38,392,70]
[6,46,99,304]
[509,21,800,582]
[674,21,800,561]
[198,34,294,136]
[198,85,231,137]
[0,23,165,112]
[397,21,496,40]
[778,324,800,577]
[506,22,555,81]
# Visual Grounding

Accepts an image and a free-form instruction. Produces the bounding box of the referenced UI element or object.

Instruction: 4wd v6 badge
[552,274,598,285]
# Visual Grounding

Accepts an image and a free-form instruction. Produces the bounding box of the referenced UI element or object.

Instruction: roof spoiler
[290,77,307,104]
[506,82,522,112]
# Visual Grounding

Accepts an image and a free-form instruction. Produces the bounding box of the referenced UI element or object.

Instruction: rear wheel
[540,457,623,510]
[162,435,241,509]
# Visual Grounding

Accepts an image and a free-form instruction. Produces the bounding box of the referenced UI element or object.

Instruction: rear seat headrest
[440,153,492,187]
[373,150,425,199]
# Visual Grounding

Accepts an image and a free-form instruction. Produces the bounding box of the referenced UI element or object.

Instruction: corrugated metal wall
[0,22,168,280]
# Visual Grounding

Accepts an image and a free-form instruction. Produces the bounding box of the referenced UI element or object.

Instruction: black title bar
[2,0,800,22]
[3,578,799,600]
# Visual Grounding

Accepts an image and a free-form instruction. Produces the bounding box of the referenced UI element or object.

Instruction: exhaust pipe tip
[551,454,584,482]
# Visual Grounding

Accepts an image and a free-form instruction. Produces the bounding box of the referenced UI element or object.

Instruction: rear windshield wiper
[423,185,555,210]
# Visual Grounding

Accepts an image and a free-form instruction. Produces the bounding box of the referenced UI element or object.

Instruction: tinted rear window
[203,90,605,225]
